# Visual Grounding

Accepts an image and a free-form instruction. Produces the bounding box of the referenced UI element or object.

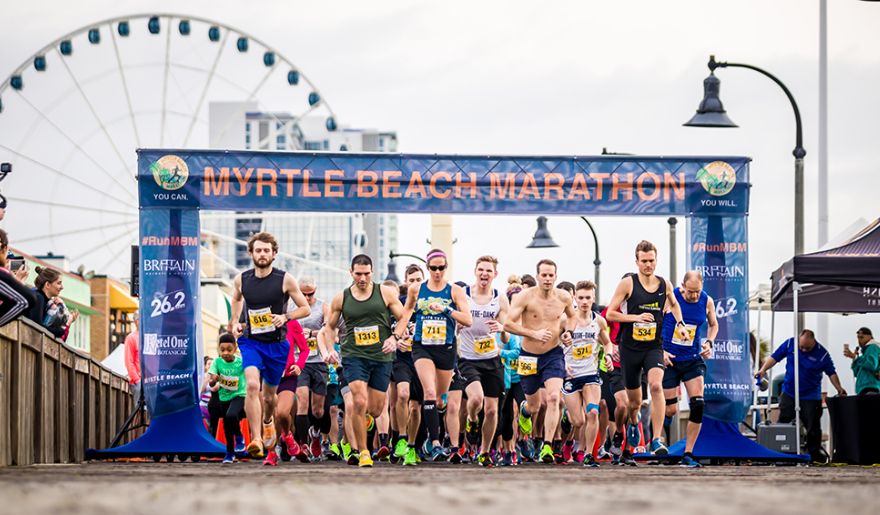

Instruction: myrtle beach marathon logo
[696,161,736,196]
[150,154,189,191]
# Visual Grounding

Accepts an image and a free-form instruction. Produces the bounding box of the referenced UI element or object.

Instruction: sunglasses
[303,291,316,297]
[428,265,447,272]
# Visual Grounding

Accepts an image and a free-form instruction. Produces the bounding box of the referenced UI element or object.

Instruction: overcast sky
[2,0,878,388]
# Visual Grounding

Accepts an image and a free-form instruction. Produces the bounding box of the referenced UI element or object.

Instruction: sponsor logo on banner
[143,372,191,386]
[692,242,747,253]
[695,265,744,279]
[696,161,736,196]
[713,296,740,319]
[142,258,196,275]
[150,155,189,191]
[707,339,744,361]
[150,290,187,318]
[142,333,190,356]
[141,236,199,246]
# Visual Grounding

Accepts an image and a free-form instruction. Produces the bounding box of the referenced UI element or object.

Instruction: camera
[0,162,10,182]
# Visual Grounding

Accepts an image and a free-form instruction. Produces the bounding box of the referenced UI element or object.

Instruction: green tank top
[341,283,393,362]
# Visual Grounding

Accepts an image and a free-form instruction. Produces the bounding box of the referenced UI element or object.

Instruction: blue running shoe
[626,422,641,448]
[233,435,245,453]
[680,454,702,468]
[430,445,449,462]
[649,437,668,456]
[222,452,236,464]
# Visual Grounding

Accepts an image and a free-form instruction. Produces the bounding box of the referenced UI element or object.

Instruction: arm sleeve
[770,339,790,363]
[822,350,837,377]
[500,334,522,360]
[286,320,309,370]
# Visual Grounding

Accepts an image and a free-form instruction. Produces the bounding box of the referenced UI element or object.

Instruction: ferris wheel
[0,13,340,278]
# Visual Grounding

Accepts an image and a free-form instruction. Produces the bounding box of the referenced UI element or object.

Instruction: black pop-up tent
[767,218,880,455]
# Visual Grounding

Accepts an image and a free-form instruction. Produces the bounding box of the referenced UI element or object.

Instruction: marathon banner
[689,215,751,423]
[138,208,202,418]
[137,150,750,216]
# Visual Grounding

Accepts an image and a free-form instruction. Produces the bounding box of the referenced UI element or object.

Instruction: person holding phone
[0,229,34,327]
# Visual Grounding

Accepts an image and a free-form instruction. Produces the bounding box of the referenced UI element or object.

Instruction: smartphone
[8,258,24,271]
[844,343,851,353]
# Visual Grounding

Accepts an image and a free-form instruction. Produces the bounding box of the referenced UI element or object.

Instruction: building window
[277,134,285,145]
[304,141,322,150]
[323,140,329,150]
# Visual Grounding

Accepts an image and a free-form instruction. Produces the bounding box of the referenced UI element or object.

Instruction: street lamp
[385,250,427,282]
[527,216,601,296]
[684,54,806,256]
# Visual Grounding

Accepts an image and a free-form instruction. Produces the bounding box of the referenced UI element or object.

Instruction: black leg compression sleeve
[423,400,441,443]
[689,396,705,423]
[295,414,310,444]
[665,397,678,406]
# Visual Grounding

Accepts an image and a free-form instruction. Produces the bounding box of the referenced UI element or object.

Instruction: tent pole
[793,282,802,459]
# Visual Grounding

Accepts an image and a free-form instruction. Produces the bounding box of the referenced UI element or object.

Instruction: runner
[321,254,409,467]
[391,265,424,466]
[503,259,577,464]
[662,271,717,468]
[272,319,309,465]
[561,281,613,467]
[599,294,629,464]
[228,232,310,460]
[457,255,509,467]
[293,277,333,460]
[605,240,689,463]
[206,333,247,464]
[402,249,473,462]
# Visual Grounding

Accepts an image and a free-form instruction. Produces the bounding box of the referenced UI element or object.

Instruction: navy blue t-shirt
[770,338,837,401]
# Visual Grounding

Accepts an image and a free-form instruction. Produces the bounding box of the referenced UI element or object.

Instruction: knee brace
[665,397,678,406]
[586,403,600,415]
[689,396,705,423]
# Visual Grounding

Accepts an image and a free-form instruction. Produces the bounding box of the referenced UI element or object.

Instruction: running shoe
[281,432,300,459]
[403,446,418,466]
[421,439,433,457]
[263,450,279,466]
[562,441,574,463]
[262,418,277,449]
[365,414,375,432]
[374,445,391,461]
[619,449,638,467]
[680,454,702,468]
[341,441,352,460]
[326,443,343,461]
[309,427,323,459]
[649,437,668,456]
[347,450,360,466]
[518,438,535,462]
[233,435,246,453]
[500,451,513,467]
[573,450,586,464]
[246,439,264,458]
[430,445,450,462]
[394,438,409,459]
[626,421,640,448]
[448,446,465,464]
[222,452,236,464]
[539,443,555,464]
[611,453,621,466]
[596,445,611,461]
[518,401,533,436]
[358,449,373,468]
[583,453,599,468]
[477,452,494,467]
[610,432,623,457]
[465,419,481,445]
[294,442,311,463]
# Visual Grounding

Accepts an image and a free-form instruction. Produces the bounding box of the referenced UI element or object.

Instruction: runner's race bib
[218,374,239,391]
[307,337,319,355]
[248,307,275,335]
[508,358,519,371]
[671,324,697,346]
[572,343,592,360]
[517,356,538,376]
[474,336,496,354]
[421,318,447,345]
[354,325,381,346]
[633,322,657,342]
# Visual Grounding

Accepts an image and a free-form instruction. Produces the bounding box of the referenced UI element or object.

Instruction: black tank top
[620,274,666,351]
[241,268,287,343]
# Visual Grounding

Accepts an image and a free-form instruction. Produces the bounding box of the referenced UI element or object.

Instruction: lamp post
[684,55,806,257]
[527,216,601,297]
[385,250,427,282]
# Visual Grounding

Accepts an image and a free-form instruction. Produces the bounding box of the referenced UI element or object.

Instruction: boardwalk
[2,462,878,515]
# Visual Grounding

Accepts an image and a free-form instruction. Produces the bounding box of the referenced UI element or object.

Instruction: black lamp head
[527,216,559,248]
[683,72,738,128]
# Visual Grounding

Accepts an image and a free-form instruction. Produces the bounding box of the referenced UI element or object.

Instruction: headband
[426,250,447,261]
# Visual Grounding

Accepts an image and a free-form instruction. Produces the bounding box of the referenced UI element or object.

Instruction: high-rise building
[204,102,398,294]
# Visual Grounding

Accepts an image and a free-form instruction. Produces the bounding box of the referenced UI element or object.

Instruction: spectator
[520,274,537,288]
[25,266,79,340]
[123,312,142,401]
[844,327,879,395]
[0,229,34,327]
[755,329,847,462]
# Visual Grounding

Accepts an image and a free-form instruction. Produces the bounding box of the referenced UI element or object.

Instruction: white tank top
[299,298,325,363]
[564,316,600,378]
[457,287,501,360]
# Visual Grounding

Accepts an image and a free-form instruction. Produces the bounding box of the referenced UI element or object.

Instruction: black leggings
[221,396,245,453]
[500,382,526,442]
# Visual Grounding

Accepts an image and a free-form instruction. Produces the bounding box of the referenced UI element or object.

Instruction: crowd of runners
[204,232,718,468]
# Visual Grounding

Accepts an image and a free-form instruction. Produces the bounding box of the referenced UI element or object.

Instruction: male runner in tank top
[504,259,578,464]
[661,270,717,468]
[293,276,333,460]
[605,240,688,461]
[321,254,409,468]
[228,232,311,459]
[457,255,510,467]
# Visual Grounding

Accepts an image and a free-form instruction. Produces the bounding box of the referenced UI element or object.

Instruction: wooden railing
[0,318,136,465]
